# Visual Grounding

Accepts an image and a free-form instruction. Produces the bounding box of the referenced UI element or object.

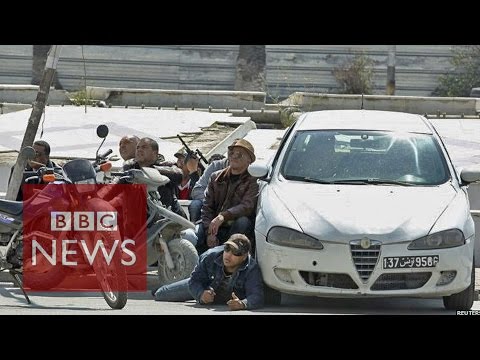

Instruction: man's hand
[227,292,246,311]
[206,234,219,248]
[186,156,199,174]
[200,287,216,304]
[208,214,224,237]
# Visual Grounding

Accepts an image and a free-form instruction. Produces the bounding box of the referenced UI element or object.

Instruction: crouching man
[153,234,264,311]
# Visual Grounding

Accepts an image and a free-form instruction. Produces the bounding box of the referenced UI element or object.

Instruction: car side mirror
[460,164,480,184]
[248,162,269,180]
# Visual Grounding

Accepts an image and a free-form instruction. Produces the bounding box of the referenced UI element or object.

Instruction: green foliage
[333,54,374,94]
[69,90,95,106]
[433,46,480,97]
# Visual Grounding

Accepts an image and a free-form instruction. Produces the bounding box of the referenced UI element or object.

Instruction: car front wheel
[443,261,475,311]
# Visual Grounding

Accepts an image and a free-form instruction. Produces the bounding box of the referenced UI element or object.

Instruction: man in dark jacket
[153,234,264,310]
[8,140,59,201]
[122,137,186,218]
[182,138,258,252]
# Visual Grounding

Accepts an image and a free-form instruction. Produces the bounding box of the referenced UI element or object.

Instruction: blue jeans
[188,199,203,223]
[153,278,193,302]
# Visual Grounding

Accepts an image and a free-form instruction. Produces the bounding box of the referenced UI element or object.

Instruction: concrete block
[86,86,266,109]
[0,85,70,105]
[283,92,480,116]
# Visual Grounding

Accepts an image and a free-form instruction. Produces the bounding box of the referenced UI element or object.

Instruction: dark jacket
[123,158,186,218]
[201,166,259,229]
[188,246,264,309]
[9,160,58,201]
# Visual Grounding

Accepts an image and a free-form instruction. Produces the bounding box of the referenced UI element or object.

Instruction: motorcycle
[0,126,128,309]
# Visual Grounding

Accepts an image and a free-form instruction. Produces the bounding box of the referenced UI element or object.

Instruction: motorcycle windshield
[62,159,97,183]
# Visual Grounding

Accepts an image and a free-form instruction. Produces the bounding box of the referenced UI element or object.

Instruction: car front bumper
[256,233,474,298]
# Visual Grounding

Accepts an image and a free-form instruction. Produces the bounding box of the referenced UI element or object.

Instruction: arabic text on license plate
[382,255,439,269]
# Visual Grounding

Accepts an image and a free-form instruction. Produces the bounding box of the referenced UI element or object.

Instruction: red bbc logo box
[22,184,147,292]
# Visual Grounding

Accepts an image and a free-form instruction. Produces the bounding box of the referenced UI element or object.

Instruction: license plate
[382,255,439,269]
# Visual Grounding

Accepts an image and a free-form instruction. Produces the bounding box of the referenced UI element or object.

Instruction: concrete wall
[0,45,459,100]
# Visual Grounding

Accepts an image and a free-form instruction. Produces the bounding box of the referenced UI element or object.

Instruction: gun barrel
[177,134,208,171]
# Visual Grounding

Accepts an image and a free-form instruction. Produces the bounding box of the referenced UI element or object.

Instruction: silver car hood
[273,182,458,243]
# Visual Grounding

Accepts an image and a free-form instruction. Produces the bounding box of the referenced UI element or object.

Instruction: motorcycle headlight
[408,229,465,250]
[267,226,323,250]
[76,178,96,185]
[75,178,97,194]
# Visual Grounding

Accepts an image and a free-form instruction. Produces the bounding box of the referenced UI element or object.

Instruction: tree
[433,46,480,97]
[234,45,266,91]
[333,53,374,95]
[32,45,63,89]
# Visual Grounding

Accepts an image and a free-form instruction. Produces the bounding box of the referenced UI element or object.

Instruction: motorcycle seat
[0,199,23,216]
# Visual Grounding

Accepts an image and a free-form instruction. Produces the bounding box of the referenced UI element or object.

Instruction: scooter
[98,125,198,285]
[108,166,199,285]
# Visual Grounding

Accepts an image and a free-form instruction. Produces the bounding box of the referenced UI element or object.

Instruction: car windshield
[280,130,450,186]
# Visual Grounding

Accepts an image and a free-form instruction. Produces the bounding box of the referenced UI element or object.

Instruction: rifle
[177,134,208,172]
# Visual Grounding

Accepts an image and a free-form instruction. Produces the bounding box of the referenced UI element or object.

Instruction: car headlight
[408,229,465,250]
[267,226,323,250]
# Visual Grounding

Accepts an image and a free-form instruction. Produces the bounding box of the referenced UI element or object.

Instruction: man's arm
[191,159,227,200]
[156,162,183,186]
[188,254,212,303]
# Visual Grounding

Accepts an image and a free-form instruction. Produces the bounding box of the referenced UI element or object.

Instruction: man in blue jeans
[153,234,264,310]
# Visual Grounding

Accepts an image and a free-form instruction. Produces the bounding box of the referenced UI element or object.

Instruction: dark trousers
[196,216,253,254]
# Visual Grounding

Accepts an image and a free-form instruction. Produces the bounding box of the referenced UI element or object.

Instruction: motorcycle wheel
[85,198,128,309]
[91,230,128,309]
[157,238,199,285]
[21,228,68,291]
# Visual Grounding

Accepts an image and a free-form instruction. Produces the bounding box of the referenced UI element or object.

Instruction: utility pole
[386,45,396,95]
[6,45,62,201]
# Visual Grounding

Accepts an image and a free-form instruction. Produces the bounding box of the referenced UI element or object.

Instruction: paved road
[0,269,478,315]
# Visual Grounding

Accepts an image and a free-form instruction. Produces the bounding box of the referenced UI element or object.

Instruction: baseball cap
[224,234,251,256]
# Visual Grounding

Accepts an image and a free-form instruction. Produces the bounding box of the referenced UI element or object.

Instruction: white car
[249,110,479,310]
